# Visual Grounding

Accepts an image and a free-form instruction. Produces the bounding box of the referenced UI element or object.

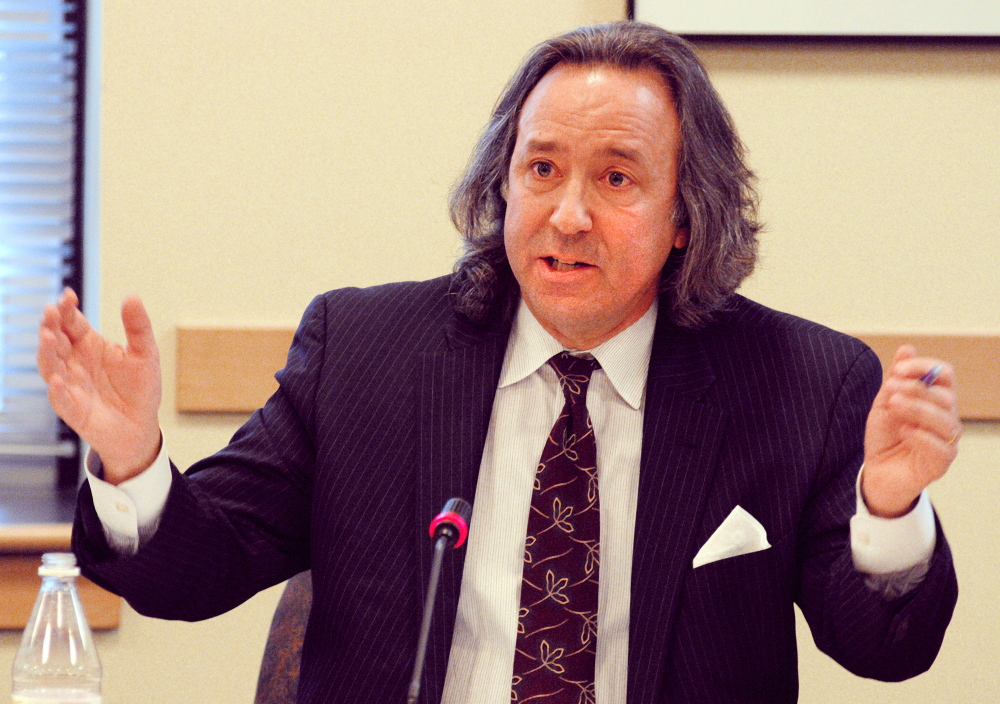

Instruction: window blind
[0,0,82,485]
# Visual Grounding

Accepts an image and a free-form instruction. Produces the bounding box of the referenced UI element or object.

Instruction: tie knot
[548,352,600,403]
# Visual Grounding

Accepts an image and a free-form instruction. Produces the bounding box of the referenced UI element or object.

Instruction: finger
[898,425,960,466]
[37,327,64,380]
[39,304,78,375]
[46,372,78,420]
[58,287,79,311]
[40,302,62,333]
[871,364,906,410]
[41,303,75,351]
[887,392,962,443]
[886,377,958,412]
[49,305,75,353]
[46,372,91,434]
[121,295,158,358]
[888,383,958,421]
[888,356,956,389]
[46,371,71,410]
[890,345,917,366]
[876,345,917,404]
[57,288,92,344]
[871,348,912,405]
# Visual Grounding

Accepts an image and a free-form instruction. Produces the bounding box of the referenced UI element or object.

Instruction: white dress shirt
[441,298,656,703]
[88,298,936,703]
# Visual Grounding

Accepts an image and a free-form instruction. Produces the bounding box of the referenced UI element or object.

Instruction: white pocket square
[692,505,770,568]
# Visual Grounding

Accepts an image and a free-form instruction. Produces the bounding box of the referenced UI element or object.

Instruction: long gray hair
[449,21,760,329]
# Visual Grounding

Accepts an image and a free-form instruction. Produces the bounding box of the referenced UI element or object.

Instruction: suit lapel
[628,311,728,704]
[413,315,509,703]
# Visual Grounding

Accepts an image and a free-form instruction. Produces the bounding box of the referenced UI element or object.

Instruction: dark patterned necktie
[512,352,600,704]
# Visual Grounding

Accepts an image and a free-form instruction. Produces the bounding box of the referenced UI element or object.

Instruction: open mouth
[544,257,592,272]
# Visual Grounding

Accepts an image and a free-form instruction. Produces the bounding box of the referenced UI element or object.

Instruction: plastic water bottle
[11,553,102,704]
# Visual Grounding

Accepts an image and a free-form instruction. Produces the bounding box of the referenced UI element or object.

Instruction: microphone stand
[406,498,471,704]
[406,534,449,704]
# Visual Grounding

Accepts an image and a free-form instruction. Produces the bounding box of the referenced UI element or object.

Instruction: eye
[532,161,554,178]
[607,171,629,187]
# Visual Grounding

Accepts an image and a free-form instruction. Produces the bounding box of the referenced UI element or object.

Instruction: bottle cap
[38,552,81,577]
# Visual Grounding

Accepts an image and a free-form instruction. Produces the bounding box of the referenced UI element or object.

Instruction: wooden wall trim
[176,328,294,413]
[853,333,1000,421]
[175,327,1000,420]
[0,523,71,553]
[0,524,121,630]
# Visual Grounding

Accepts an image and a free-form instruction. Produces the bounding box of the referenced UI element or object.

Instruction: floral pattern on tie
[512,352,601,704]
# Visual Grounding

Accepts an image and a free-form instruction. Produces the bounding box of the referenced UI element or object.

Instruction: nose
[549,179,593,236]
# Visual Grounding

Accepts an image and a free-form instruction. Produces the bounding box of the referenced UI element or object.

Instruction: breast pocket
[666,531,799,699]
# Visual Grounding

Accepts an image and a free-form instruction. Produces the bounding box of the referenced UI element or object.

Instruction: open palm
[38,289,163,483]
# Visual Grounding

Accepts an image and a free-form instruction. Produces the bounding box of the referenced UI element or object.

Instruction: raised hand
[38,289,163,484]
[862,345,961,518]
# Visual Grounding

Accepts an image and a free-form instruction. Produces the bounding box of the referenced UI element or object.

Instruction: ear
[672,228,689,249]
[499,178,509,202]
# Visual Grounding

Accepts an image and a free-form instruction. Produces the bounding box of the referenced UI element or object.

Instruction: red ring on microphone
[429,511,469,548]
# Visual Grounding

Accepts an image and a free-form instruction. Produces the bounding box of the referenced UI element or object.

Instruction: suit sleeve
[71,295,329,621]
[795,346,958,681]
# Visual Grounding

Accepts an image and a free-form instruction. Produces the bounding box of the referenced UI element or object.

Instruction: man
[40,21,959,704]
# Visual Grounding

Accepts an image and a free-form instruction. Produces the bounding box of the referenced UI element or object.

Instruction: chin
[535,304,611,346]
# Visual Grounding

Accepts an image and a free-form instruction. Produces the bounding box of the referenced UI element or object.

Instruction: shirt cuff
[850,466,936,575]
[85,438,172,555]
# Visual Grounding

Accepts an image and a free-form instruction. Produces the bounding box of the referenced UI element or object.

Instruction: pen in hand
[919,363,944,386]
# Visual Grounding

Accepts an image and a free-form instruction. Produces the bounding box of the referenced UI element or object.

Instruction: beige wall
[4,1,999,702]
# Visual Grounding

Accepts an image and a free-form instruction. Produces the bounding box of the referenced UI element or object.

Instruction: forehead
[514,62,679,159]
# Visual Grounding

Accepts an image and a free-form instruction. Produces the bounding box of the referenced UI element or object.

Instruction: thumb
[121,295,157,358]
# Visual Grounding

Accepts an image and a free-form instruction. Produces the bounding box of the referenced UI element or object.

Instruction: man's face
[504,62,687,349]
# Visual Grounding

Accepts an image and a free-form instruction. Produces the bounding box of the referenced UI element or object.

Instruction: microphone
[428,497,471,548]
[406,497,472,704]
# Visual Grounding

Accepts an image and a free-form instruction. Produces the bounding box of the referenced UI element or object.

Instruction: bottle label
[13,695,101,704]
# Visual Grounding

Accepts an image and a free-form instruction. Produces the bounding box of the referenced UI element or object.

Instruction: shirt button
[857,533,870,545]
[116,502,130,513]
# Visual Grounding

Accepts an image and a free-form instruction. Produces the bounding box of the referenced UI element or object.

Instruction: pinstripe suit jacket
[73,275,957,703]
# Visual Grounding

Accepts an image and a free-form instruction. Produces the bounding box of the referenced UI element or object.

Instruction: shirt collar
[498,299,657,410]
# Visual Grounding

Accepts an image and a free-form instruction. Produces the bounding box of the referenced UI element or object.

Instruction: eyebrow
[603,146,644,164]
[521,138,646,166]
[522,138,560,154]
